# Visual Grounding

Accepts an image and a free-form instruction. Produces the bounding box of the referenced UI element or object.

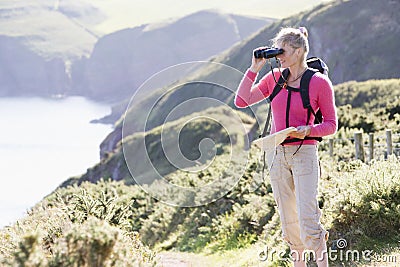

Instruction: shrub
[323,156,400,248]
[49,217,155,267]
[0,180,157,267]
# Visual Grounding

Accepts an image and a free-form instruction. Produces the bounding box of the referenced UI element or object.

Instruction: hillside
[64,105,256,188]
[219,0,400,85]
[72,78,400,191]
[0,0,101,97]
[70,10,273,101]
[97,0,400,157]
[335,79,400,131]
[3,0,398,99]
[0,0,103,60]
[0,2,272,98]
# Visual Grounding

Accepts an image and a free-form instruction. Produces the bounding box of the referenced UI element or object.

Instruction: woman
[235,27,337,267]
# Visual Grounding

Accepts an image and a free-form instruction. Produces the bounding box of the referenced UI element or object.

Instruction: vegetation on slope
[0,181,156,266]
[1,153,399,266]
[64,105,255,186]
[75,78,400,186]
[335,79,400,132]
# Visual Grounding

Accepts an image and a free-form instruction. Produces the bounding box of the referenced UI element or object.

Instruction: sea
[0,96,112,228]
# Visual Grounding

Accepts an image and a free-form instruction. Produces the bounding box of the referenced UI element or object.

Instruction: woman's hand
[250,47,267,73]
[290,125,311,139]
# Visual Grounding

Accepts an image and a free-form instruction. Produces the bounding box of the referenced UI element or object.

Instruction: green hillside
[335,79,400,132]
[0,0,102,60]
[64,105,255,187]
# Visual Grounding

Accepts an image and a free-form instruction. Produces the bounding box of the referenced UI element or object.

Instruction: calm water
[0,97,112,228]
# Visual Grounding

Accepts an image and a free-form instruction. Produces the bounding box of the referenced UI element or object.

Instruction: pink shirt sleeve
[234,69,277,107]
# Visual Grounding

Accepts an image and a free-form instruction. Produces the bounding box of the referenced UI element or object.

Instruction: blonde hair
[273,27,309,55]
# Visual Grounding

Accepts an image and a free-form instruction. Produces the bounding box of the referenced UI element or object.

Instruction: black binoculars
[254,47,284,59]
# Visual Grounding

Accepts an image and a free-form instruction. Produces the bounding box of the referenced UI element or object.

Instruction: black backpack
[260,57,329,143]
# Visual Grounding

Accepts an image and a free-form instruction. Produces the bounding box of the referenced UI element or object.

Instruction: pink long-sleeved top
[235,68,337,145]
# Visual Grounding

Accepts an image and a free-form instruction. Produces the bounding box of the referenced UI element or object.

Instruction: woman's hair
[273,27,309,55]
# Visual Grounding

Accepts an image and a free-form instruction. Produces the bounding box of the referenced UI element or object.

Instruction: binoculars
[254,47,284,59]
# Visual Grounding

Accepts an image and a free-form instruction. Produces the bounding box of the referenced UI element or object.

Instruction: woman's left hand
[290,125,311,139]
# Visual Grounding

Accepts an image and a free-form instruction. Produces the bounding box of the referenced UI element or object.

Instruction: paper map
[253,127,297,151]
[252,127,297,170]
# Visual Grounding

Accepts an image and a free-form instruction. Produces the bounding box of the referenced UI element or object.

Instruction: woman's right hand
[250,47,267,73]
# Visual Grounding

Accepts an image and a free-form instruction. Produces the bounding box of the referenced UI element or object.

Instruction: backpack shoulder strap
[260,68,289,138]
[299,68,323,142]
[266,68,289,103]
[299,68,317,109]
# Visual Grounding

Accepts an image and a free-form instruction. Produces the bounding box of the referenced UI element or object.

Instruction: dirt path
[158,252,190,267]
[157,251,208,267]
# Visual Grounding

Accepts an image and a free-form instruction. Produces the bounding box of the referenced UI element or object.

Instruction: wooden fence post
[329,138,334,158]
[369,133,374,162]
[386,129,393,156]
[354,132,365,162]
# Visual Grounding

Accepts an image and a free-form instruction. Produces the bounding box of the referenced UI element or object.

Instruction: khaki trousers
[269,145,328,251]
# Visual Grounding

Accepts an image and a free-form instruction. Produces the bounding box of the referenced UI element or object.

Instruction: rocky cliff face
[0,36,69,97]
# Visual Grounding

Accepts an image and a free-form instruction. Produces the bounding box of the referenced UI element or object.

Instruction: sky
[93,0,332,33]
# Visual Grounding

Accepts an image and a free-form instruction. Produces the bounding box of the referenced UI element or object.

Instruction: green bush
[11,231,47,267]
[49,217,155,267]
[323,156,400,249]
[2,217,155,267]
[46,180,154,233]
[0,181,156,267]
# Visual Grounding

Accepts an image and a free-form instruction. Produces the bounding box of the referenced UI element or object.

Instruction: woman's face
[276,43,302,68]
